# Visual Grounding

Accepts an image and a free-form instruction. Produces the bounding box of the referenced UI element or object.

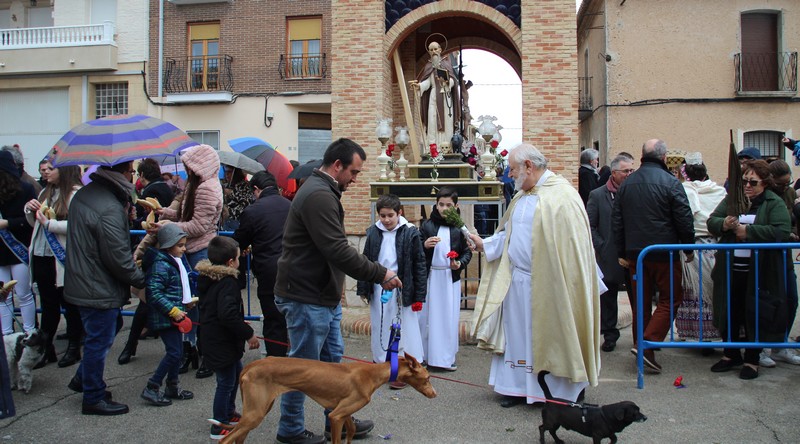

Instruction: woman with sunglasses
[707,159,792,380]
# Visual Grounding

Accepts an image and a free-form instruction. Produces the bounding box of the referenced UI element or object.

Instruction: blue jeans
[275,297,343,437]
[149,327,183,387]
[74,307,119,405]
[213,360,242,423]
[185,248,207,345]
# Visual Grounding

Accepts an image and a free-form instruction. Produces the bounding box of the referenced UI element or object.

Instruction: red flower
[430,144,439,159]
[387,144,395,154]
[490,140,499,149]
[468,157,477,166]
[446,250,459,259]
[469,145,478,155]
[386,149,392,157]
[500,149,508,157]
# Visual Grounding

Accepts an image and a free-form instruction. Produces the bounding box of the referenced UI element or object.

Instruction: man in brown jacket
[273,138,402,444]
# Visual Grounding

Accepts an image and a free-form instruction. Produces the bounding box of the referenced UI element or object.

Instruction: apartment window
[743,130,782,159]
[188,23,220,91]
[286,17,322,79]
[187,130,220,150]
[95,83,128,118]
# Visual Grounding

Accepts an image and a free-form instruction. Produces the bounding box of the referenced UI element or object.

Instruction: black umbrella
[727,130,749,216]
[288,159,323,180]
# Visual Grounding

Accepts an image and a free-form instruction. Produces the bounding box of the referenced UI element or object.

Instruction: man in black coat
[232,171,290,357]
[587,154,635,352]
[578,148,600,206]
[611,139,695,373]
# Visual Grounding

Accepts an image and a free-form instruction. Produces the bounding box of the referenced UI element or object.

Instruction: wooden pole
[393,50,419,163]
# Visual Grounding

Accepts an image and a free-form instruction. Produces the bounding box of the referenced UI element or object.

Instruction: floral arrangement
[461,143,479,169]
[429,143,444,180]
[489,140,509,171]
[386,143,397,171]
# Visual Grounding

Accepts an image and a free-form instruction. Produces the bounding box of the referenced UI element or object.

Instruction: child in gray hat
[140,223,195,406]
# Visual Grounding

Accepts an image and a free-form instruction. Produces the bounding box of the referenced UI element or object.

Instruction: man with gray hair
[578,148,600,205]
[471,143,601,408]
[587,155,636,352]
[612,139,694,373]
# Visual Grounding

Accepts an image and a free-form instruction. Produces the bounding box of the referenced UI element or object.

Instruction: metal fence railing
[634,242,800,388]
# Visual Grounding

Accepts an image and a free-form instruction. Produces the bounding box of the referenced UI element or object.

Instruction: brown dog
[219,352,436,444]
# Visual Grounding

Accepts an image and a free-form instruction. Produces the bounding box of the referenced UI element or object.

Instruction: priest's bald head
[508,143,547,192]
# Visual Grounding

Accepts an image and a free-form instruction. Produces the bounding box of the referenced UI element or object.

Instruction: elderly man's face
[428,42,442,57]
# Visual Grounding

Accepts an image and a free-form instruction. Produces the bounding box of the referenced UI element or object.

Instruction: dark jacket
[274,170,386,307]
[707,190,792,342]
[143,247,189,331]
[0,181,35,266]
[611,157,695,262]
[357,221,427,306]
[134,179,175,226]
[578,164,599,205]
[420,211,472,283]
[64,173,145,309]
[587,183,625,285]
[232,187,289,297]
[196,259,253,370]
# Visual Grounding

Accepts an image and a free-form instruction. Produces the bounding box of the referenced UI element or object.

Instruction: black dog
[538,371,646,444]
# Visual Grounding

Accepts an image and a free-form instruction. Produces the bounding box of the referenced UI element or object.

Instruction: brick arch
[415,37,522,79]
[384,0,522,59]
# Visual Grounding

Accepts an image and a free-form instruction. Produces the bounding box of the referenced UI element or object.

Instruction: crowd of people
[581,139,800,380]
[0,135,799,442]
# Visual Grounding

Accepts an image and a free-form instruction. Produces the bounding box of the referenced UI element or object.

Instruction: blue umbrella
[228,137,272,153]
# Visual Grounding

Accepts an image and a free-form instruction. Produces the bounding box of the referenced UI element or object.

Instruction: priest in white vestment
[470,144,602,407]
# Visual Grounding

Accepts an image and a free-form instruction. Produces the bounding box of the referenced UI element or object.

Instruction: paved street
[1,304,799,443]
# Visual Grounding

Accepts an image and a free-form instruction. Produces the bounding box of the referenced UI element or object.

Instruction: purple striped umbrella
[50,114,197,167]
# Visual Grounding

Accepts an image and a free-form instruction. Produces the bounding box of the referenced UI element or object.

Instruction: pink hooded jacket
[160,144,223,254]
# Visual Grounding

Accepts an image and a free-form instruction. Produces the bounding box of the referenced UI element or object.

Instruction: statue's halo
[424,33,448,53]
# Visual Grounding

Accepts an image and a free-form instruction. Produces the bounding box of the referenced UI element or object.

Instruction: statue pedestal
[408,163,474,181]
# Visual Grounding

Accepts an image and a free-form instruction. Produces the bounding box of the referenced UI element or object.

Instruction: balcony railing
[0,22,115,49]
[164,55,233,93]
[734,52,797,94]
[279,53,327,79]
[579,76,592,110]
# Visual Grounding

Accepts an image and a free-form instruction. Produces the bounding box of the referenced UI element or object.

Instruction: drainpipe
[82,75,88,121]
[603,1,610,156]
[157,0,164,100]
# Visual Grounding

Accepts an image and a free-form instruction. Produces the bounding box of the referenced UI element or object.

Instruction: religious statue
[409,40,460,153]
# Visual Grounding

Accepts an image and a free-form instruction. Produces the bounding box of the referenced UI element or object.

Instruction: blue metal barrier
[128,229,262,322]
[635,242,800,388]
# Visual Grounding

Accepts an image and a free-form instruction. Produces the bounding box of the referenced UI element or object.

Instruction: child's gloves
[411,302,423,312]
[168,306,183,320]
[380,289,393,304]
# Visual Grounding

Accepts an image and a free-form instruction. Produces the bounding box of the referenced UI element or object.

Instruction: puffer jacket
[196,259,253,370]
[420,215,473,283]
[160,144,222,254]
[611,157,695,261]
[64,173,145,309]
[357,219,427,306]
[143,247,189,331]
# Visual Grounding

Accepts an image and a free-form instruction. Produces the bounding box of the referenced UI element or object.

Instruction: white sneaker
[771,349,800,365]
[759,351,776,368]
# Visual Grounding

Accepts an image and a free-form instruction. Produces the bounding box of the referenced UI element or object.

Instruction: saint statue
[410,41,461,153]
